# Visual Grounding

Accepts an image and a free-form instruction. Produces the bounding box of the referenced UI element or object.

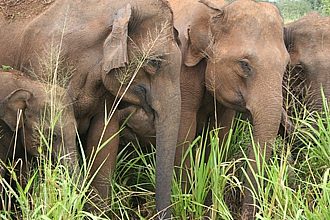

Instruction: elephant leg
[280,107,294,136]
[217,107,236,143]
[202,105,236,161]
[241,149,262,220]
[0,126,14,210]
[15,149,31,190]
[0,145,7,210]
[204,106,236,212]
[84,110,119,213]
[9,154,31,212]
[175,109,197,190]
[0,142,7,179]
[241,140,273,220]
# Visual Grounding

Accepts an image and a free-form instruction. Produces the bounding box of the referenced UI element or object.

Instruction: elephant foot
[84,201,109,217]
[84,189,110,217]
[281,108,294,135]
[241,202,256,220]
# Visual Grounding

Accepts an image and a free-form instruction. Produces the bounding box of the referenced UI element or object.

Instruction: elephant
[116,0,290,218]
[0,0,181,217]
[0,70,78,206]
[168,0,289,218]
[284,13,330,114]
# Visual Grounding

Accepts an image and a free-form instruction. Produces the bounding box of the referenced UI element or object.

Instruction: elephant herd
[0,0,329,219]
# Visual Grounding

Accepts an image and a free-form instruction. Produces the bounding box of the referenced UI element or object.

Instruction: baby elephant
[0,70,78,197]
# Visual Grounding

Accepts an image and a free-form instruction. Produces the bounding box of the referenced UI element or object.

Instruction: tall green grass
[1,61,330,219]
[1,95,329,219]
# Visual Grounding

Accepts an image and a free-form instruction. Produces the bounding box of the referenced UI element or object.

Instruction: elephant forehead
[37,103,69,127]
[44,85,72,106]
[294,28,330,47]
[130,18,173,41]
[33,90,71,120]
[221,2,283,32]
[211,41,257,59]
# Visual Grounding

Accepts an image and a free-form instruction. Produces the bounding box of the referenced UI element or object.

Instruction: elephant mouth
[216,91,247,112]
[118,100,132,110]
[132,85,155,115]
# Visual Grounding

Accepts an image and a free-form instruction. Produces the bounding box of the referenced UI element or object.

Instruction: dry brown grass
[0,0,53,20]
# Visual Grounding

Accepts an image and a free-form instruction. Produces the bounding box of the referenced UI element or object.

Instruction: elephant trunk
[59,105,80,179]
[63,139,79,176]
[150,72,181,218]
[242,71,283,217]
[250,97,282,158]
[247,63,284,160]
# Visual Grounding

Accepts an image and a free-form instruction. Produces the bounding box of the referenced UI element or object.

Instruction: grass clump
[1,93,330,219]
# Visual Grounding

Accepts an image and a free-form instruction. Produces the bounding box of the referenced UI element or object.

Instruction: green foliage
[276,0,314,22]
[321,0,330,14]
[0,65,13,71]
[1,93,330,219]
[274,0,330,22]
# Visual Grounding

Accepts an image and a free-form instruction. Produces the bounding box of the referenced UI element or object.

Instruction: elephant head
[100,1,181,217]
[0,72,78,170]
[185,0,289,151]
[284,13,330,111]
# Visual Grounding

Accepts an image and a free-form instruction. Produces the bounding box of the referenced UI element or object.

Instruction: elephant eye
[239,59,253,78]
[295,62,304,69]
[149,59,161,68]
[53,133,59,141]
[49,131,60,144]
[143,58,162,75]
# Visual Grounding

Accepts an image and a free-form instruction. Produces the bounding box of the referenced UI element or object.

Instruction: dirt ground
[0,0,54,20]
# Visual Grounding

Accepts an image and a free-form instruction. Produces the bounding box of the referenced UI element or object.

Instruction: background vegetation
[275,0,330,21]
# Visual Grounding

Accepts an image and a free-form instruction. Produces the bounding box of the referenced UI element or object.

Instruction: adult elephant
[168,0,289,219]
[117,0,289,218]
[0,0,181,217]
[284,13,330,112]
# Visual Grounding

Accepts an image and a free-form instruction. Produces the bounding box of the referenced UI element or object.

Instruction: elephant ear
[103,4,132,73]
[173,27,181,47]
[0,89,33,131]
[199,0,223,11]
[283,26,301,65]
[283,27,294,53]
[184,0,224,67]
[184,28,207,67]
[199,0,226,26]
[184,19,215,67]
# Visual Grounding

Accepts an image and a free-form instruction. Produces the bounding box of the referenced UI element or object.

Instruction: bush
[321,0,330,14]
[276,0,314,22]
